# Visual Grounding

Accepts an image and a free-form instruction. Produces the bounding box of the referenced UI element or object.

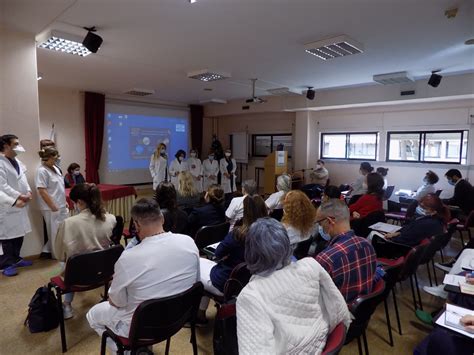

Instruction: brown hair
[40,139,55,150]
[153,143,167,160]
[366,172,385,200]
[70,183,106,221]
[206,184,224,205]
[67,163,80,174]
[38,147,59,161]
[178,171,198,197]
[234,195,268,242]
[282,190,317,236]
[420,193,451,225]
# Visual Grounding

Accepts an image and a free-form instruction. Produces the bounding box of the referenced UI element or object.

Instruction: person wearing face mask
[220,148,237,196]
[64,163,86,188]
[40,139,62,172]
[379,194,450,247]
[413,170,439,201]
[187,149,203,193]
[309,159,329,186]
[36,147,69,259]
[149,143,168,190]
[348,162,373,205]
[202,150,219,191]
[53,183,116,319]
[315,199,377,303]
[0,134,33,277]
[168,149,188,190]
[443,169,474,216]
[188,184,226,236]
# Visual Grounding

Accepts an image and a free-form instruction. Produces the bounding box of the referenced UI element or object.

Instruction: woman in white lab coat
[220,149,237,194]
[202,151,219,191]
[187,149,203,193]
[149,143,168,190]
[168,149,188,190]
[35,147,69,259]
[0,135,32,275]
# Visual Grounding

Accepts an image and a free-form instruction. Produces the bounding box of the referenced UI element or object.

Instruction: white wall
[38,86,85,172]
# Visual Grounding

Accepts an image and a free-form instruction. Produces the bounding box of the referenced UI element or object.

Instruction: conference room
[1,0,474,354]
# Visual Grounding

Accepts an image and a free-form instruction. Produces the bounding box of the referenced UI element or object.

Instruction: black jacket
[188,203,226,236]
[444,179,474,215]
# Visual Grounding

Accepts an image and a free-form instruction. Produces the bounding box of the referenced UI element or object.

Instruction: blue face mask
[448,179,456,186]
[415,206,428,216]
[318,224,331,241]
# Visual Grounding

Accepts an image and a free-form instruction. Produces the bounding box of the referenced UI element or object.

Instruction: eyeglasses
[316,216,335,224]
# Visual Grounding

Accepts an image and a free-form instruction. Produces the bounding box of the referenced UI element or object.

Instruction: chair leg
[440,248,444,262]
[459,230,465,246]
[426,264,432,287]
[362,329,369,355]
[100,332,108,355]
[383,299,394,346]
[392,288,402,335]
[55,288,67,353]
[165,338,171,355]
[357,336,363,355]
[432,259,438,286]
[190,323,198,355]
[102,281,109,302]
[409,276,418,311]
[414,273,423,311]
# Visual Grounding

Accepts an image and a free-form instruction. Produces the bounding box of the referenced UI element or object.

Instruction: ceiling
[2,0,474,104]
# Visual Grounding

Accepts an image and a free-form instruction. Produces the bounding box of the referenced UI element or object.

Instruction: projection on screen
[106,113,189,173]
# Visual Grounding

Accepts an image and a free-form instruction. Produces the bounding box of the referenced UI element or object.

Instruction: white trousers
[199,258,223,310]
[41,207,69,258]
[451,248,474,275]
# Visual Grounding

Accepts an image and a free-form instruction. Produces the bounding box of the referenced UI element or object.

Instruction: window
[252,134,292,157]
[387,130,468,164]
[321,132,378,160]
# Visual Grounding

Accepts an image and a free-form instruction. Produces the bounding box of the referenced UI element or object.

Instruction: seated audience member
[188,184,226,236]
[376,167,389,189]
[281,190,317,245]
[349,172,384,220]
[53,183,116,319]
[414,170,438,201]
[348,162,373,205]
[379,194,450,247]
[309,159,329,186]
[237,218,351,355]
[177,170,201,210]
[64,163,86,188]
[443,169,474,216]
[315,200,377,303]
[87,198,199,351]
[155,181,189,234]
[225,179,257,230]
[198,195,267,323]
[322,185,342,203]
[265,173,291,211]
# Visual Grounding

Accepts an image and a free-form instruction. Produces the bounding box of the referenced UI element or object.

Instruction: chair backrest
[128,282,204,348]
[420,233,450,264]
[381,256,405,292]
[224,263,252,301]
[322,322,346,355]
[435,189,442,197]
[110,215,124,245]
[372,234,413,260]
[398,240,429,281]
[194,222,230,250]
[465,210,474,228]
[270,209,284,221]
[64,245,124,287]
[383,185,395,201]
[352,210,386,238]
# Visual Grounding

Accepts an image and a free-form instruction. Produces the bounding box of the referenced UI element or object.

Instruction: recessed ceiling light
[37,30,91,57]
[189,0,197,3]
[305,35,363,61]
[187,69,231,82]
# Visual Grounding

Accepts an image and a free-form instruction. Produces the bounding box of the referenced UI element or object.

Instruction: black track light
[82,26,103,53]
[428,70,442,88]
[306,87,315,100]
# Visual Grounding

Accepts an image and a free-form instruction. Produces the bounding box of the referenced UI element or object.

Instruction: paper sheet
[435,304,474,339]
[443,274,466,287]
[369,222,402,233]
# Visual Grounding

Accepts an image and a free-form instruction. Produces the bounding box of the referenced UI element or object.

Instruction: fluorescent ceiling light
[199,99,228,104]
[37,30,91,57]
[305,35,363,61]
[267,87,301,96]
[373,71,414,85]
[187,69,231,82]
[189,0,197,3]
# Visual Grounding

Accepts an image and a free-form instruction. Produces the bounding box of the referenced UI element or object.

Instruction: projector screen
[100,100,190,185]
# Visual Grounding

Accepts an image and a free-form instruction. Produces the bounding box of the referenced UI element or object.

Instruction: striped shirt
[315,230,377,303]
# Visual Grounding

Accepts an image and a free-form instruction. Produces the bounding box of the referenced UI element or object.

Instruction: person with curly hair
[281,190,318,245]
[177,170,201,209]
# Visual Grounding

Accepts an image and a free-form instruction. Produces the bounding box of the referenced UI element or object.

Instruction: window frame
[386,130,466,165]
[251,133,292,158]
[320,132,378,161]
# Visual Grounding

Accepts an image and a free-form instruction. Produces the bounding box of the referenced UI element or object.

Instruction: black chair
[194,222,230,251]
[270,209,284,221]
[101,282,204,355]
[418,233,451,287]
[293,236,314,260]
[344,279,386,355]
[351,210,386,238]
[49,245,124,352]
[435,189,442,197]
[223,262,251,301]
[383,186,395,201]
[455,210,474,246]
[110,215,124,245]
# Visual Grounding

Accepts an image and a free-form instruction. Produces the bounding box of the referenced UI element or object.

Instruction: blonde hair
[281,190,317,236]
[178,171,198,197]
[153,143,166,160]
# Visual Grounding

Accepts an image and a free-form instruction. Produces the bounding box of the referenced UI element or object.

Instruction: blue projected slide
[106,113,188,172]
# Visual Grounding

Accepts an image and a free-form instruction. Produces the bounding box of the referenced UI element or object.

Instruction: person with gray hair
[225,179,257,230]
[87,198,199,353]
[314,200,377,303]
[265,173,291,211]
[237,218,351,355]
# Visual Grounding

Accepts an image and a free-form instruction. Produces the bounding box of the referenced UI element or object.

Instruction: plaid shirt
[315,230,377,303]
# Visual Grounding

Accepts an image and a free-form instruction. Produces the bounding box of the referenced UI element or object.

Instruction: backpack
[24,286,60,333]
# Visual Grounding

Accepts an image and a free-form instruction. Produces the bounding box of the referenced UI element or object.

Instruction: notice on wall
[277,151,285,166]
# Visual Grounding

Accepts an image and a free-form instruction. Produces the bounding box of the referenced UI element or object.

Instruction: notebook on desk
[435,304,474,339]
[369,222,402,234]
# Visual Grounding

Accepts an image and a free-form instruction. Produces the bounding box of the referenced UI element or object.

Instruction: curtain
[84,92,105,183]
[190,104,204,156]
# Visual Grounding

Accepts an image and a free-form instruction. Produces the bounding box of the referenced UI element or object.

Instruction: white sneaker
[63,304,74,320]
[423,285,448,299]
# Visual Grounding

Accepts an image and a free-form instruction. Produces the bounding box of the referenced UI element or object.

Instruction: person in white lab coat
[36,147,69,260]
[149,143,168,190]
[187,149,203,193]
[168,149,188,190]
[220,149,237,195]
[202,151,219,191]
[0,134,33,276]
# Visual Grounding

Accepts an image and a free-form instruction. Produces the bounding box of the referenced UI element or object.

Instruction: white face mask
[208,155,214,160]
[190,153,196,158]
[362,182,368,190]
[316,164,321,169]
[178,156,184,162]
[73,170,81,176]
[12,144,26,154]
[225,152,231,157]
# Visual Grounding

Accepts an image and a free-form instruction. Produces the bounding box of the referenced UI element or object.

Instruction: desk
[66,184,137,223]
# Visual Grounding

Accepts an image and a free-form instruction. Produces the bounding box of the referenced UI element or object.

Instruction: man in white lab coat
[0,134,33,276]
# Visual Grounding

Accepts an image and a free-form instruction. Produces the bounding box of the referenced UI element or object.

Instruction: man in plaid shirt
[315,200,377,303]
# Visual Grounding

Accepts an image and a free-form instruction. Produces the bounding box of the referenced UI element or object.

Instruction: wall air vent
[373,71,414,85]
[305,35,363,61]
